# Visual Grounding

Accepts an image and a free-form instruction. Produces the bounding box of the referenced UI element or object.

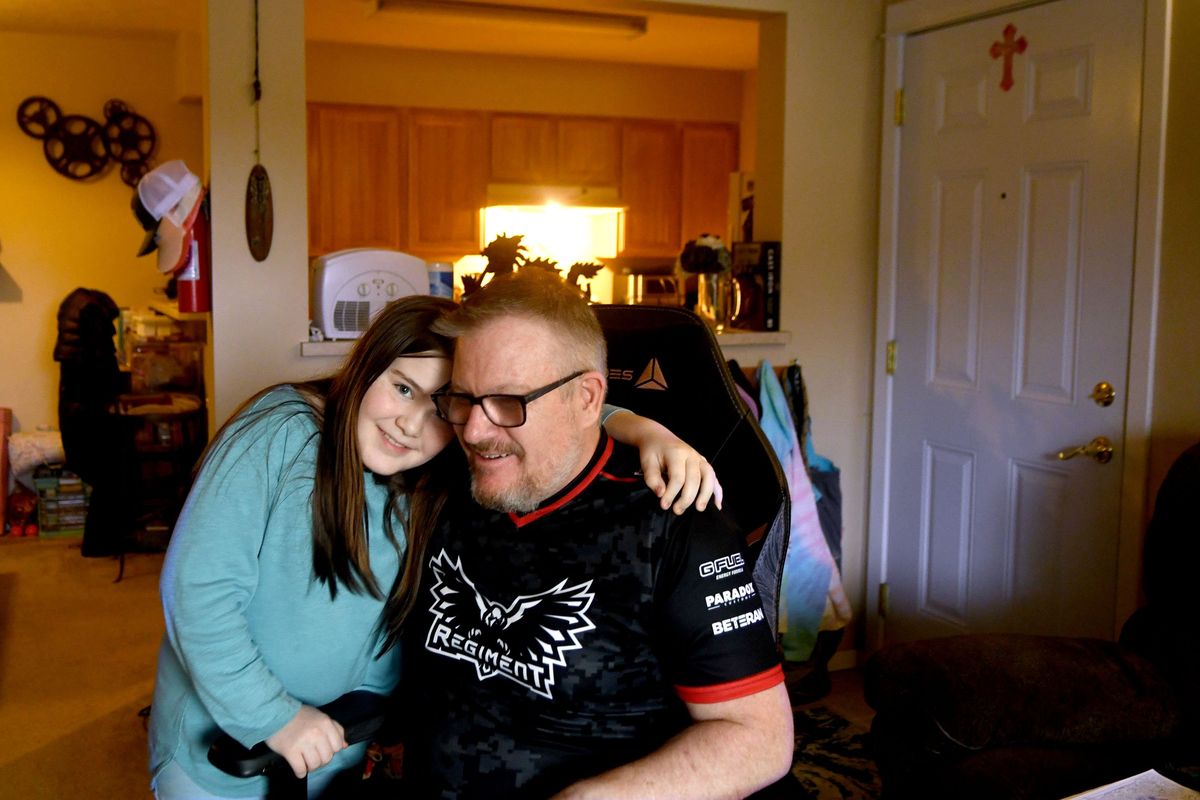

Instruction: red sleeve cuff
[674,664,784,704]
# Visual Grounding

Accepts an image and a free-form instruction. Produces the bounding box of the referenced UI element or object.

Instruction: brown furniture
[863,442,1200,799]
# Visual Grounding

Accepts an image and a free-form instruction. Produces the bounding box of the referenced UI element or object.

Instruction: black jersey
[401,432,783,799]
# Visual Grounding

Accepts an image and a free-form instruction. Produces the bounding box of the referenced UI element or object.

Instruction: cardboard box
[729,241,781,331]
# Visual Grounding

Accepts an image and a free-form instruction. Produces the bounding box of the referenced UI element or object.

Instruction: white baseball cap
[132,160,205,274]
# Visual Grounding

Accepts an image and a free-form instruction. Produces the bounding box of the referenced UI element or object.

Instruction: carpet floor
[791,705,882,799]
[0,536,880,798]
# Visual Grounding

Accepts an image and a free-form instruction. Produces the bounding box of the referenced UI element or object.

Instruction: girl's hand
[266,704,347,779]
[604,411,723,514]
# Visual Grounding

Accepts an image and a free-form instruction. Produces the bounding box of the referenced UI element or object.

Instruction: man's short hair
[438,270,607,374]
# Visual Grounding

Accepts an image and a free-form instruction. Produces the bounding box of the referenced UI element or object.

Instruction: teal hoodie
[149,387,404,797]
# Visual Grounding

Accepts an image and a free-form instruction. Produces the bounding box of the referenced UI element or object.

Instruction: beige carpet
[0,536,163,798]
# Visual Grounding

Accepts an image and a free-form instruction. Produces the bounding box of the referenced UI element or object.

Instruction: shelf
[149,301,209,322]
[714,330,791,349]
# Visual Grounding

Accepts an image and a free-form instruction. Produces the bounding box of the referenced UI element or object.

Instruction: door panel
[886,0,1143,643]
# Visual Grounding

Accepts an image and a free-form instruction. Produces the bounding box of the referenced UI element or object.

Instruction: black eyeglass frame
[431,370,587,428]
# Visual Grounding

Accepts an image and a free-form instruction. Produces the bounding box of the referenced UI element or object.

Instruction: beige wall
[759,3,884,640]
[307,42,744,122]
[1149,1,1200,495]
[0,30,203,433]
[207,0,319,424]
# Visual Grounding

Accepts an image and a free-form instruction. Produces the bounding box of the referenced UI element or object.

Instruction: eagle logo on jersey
[424,549,596,699]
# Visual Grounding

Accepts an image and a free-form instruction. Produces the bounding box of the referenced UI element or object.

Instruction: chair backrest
[593,304,790,633]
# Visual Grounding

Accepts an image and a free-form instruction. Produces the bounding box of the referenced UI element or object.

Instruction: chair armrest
[207,690,388,779]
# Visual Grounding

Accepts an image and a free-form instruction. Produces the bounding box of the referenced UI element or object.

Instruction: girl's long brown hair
[307,295,457,616]
[195,295,459,654]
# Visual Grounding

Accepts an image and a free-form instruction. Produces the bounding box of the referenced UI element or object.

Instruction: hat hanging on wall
[245,0,273,262]
[132,160,206,274]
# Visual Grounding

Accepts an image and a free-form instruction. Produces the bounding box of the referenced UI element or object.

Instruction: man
[402,270,793,798]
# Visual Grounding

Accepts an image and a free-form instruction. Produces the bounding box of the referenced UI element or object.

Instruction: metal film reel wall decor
[16,96,157,187]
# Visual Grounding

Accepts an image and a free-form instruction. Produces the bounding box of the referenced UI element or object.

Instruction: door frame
[866,0,1171,652]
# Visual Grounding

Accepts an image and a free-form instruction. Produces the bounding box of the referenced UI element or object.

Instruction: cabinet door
[620,121,681,257]
[490,114,555,184]
[680,124,738,246]
[557,117,620,186]
[408,109,488,259]
[307,104,404,256]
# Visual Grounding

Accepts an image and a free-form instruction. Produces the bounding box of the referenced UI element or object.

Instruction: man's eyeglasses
[431,371,586,428]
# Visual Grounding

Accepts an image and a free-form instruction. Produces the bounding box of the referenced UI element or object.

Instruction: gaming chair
[593,304,790,633]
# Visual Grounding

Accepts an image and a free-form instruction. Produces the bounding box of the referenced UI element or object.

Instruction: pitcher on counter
[147,291,720,799]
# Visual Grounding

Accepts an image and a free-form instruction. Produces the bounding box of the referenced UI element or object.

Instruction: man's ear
[576,371,607,421]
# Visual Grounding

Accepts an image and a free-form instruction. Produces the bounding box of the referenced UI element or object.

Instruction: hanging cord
[252,0,262,164]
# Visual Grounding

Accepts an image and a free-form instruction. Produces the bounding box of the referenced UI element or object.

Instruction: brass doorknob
[1090,381,1116,407]
[1057,436,1114,464]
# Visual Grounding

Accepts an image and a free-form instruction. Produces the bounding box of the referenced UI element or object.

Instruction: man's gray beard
[468,456,580,514]
[470,477,539,513]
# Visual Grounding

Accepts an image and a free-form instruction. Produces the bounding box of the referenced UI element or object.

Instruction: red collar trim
[509,434,614,528]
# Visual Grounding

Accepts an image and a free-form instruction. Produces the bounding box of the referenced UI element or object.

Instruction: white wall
[0,30,203,433]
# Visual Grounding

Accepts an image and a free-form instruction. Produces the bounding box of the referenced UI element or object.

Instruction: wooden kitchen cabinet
[489,113,620,187]
[680,123,738,245]
[490,114,556,184]
[307,103,406,256]
[309,101,737,263]
[620,120,682,257]
[556,117,620,186]
[408,109,488,259]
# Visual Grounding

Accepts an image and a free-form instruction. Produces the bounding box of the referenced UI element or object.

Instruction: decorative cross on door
[990,23,1028,92]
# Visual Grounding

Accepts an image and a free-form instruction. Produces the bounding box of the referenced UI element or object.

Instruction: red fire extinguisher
[176,193,212,313]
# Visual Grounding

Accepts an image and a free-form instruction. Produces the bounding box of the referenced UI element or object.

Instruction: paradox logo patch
[704,581,757,611]
[423,550,595,700]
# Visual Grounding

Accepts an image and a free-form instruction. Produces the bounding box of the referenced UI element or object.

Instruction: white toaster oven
[310,249,429,340]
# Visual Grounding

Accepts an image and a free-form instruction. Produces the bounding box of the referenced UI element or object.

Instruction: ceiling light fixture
[368,0,648,39]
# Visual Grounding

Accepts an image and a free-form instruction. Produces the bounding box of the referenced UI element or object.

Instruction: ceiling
[0,0,759,71]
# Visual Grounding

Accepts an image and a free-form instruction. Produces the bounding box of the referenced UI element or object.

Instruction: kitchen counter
[300,328,789,358]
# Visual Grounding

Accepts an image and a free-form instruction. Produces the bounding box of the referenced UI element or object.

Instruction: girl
[149,295,717,799]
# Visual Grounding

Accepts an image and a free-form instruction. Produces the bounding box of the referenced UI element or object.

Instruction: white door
[885,0,1144,643]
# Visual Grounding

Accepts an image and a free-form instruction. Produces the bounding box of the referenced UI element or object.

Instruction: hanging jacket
[756,361,852,662]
